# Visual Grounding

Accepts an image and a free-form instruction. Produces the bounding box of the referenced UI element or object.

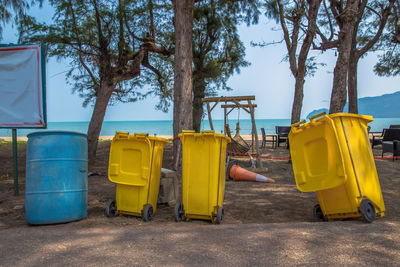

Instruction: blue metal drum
[25,131,88,224]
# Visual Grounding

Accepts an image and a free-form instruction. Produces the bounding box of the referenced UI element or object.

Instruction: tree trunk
[329,0,360,114]
[347,4,361,115]
[346,0,394,114]
[291,75,305,124]
[329,51,349,114]
[347,53,358,114]
[192,79,206,132]
[172,0,194,170]
[279,0,321,124]
[292,0,321,124]
[87,85,113,164]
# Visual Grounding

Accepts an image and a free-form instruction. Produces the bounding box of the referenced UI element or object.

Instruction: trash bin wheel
[105,199,117,218]
[143,204,153,222]
[215,207,224,224]
[360,199,376,223]
[312,204,325,222]
[174,202,185,222]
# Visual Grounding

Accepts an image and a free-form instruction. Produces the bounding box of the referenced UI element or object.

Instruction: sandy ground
[0,139,400,265]
[1,221,399,266]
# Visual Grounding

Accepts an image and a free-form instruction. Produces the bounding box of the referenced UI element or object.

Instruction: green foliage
[355,1,390,53]
[137,52,175,112]
[143,0,257,112]
[264,0,306,23]
[192,0,251,97]
[17,0,257,114]
[305,56,326,77]
[315,0,393,54]
[262,0,321,78]
[374,1,400,77]
[263,0,279,23]
[18,0,172,107]
[374,48,400,76]
[0,0,33,40]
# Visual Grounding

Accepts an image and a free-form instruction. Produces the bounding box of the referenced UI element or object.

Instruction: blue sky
[2,4,399,122]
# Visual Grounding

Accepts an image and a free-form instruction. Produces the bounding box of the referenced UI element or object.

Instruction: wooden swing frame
[201,96,263,168]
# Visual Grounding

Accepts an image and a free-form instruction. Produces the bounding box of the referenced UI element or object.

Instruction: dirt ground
[0,139,399,228]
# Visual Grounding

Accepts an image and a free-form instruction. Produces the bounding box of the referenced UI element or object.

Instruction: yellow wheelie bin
[105,132,168,221]
[289,112,385,223]
[174,130,230,224]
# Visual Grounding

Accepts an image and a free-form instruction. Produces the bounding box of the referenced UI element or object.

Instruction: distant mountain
[344,91,400,117]
[307,91,400,118]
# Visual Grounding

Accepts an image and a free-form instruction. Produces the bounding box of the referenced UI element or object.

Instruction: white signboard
[0,44,46,128]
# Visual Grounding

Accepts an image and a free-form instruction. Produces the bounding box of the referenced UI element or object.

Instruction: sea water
[1,118,400,137]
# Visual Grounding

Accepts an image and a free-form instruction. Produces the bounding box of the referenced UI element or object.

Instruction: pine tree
[19,0,172,162]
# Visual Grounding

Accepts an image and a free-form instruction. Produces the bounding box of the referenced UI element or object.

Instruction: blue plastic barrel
[25,131,88,224]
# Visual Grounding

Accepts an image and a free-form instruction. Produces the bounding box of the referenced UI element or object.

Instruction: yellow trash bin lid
[289,113,347,192]
[108,132,168,186]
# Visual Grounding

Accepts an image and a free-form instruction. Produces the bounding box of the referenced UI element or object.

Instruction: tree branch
[141,41,172,56]
[323,0,335,40]
[113,50,144,83]
[365,5,381,20]
[148,0,156,40]
[330,0,342,28]
[141,52,166,94]
[117,0,125,65]
[92,0,107,53]
[356,0,368,23]
[356,0,396,58]
[298,0,322,68]
[68,0,98,86]
[277,0,298,75]
[314,39,339,50]
[123,12,136,50]
[78,52,98,86]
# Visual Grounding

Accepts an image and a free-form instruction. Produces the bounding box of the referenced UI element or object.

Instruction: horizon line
[46,118,294,123]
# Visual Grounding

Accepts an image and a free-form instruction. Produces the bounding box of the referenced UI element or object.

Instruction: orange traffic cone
[229,165,275,183]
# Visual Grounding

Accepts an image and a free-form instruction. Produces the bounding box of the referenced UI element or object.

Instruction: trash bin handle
[134,133,149,139]
[115,131,129,139]
[292,120,306,128]
[309,112,326,122]
[201,130,215,135]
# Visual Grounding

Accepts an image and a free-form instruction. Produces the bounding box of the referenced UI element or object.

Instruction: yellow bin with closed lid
[289,112,385,222]
[106,131,168,221]
[175,130,230,224]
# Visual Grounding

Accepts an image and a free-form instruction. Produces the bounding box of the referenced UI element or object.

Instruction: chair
[381,128,400,160]
[261,127,279,148]
[372,125,400,148]
[275,126,291,148]
[371,130,385,148]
